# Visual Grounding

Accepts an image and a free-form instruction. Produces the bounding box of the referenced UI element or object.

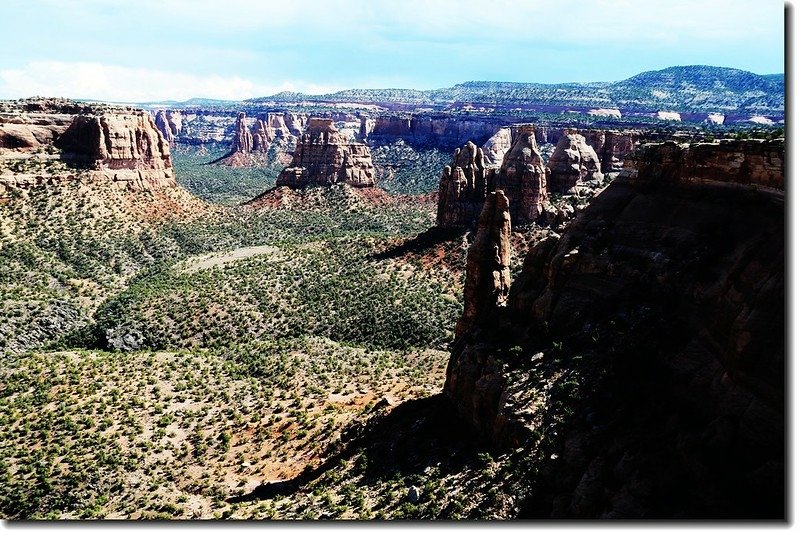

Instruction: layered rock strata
[154,110,181,146]
[444,139,785,518]
[371,114,506,150]
[214,111,307,167]
[276,118,375,188]
[1,102,178,196]
[494,125,550,225]
[437,125,550,227]
[575,129,641,173]
[547,131,604,193]
[436,141,495,227]
[54,110,176,189]
[634,139,784,191]
[230,112,253,154]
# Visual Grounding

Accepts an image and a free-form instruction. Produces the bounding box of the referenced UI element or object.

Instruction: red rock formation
[547,131,604,193]
[0,110,72,149]
[454,190,511,337]
[249,113,302,165]
[436,125,551,228]
[444,138,785,518]
[372,115,413,137]
[436,141,495,228]
[495,125,550,225]
[230,112,253,154]
[214,111,308,167]
[601,130,639,172]
[154,110,181,147]
[634,139,784,191]
[1,102,179,196]
[283,112,306,137]
[276,118,375,188]
[358,116,375,142]
[481,127,513,167]
[56,112,170,167]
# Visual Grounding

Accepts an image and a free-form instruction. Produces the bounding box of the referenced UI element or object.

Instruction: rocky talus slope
[276,118,375,188]
[444,138,785,518]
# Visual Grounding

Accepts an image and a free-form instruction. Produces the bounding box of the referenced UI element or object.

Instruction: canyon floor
[0,147,539,519]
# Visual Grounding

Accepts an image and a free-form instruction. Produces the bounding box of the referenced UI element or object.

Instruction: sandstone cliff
[276,118,375,188]
[214,111,307,167]
[230,112,253,154]
[154,110,181,146]
[437,125,551,228]
[634,139,783,191]
[370,114,506,150]
[453,190,511,337]
[481,127,513,167]
[547,131,604,193]
[54,110,176,190]
[445,139,785,518]
[576,129,642,173]
[494,125,550,225]
[436,141,495,228]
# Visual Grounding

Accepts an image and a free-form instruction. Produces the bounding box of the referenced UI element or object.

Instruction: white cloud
[0,61,341,102]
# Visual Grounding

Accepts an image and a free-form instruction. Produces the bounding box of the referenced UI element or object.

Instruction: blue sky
[0,0,786,101]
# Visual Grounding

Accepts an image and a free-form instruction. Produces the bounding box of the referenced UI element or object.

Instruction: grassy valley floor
[0,159,534,518]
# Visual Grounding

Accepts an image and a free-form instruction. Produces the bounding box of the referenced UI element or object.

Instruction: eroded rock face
[371,114,505,149]
[454,190,511,337]
[495,125,550,225]
[154,110,181,146]
[53,111,176,189]
[358,116,375,141]
[230,112,253,154]
[215,111,307,167]
[56,112,172,171]
[601,131,639,172]
[635,139,784,191]
[575,129,641,173]
[1,103,178,193]
[276,118,375,188]
[445,139,785,518]
[547,131,604,193]
[250,113,302,165]
[436,125,551,228]
[436,141,496,228]
[482,127,513,167]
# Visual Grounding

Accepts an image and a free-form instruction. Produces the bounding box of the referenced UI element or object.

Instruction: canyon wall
[370,114,507,150]
[1,101,179,197]
[444,139,785,518]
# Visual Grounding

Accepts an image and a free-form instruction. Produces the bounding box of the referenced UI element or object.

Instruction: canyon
[0,65,785,521]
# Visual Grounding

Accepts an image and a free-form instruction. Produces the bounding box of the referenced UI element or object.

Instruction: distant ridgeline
[142,66,783,155]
